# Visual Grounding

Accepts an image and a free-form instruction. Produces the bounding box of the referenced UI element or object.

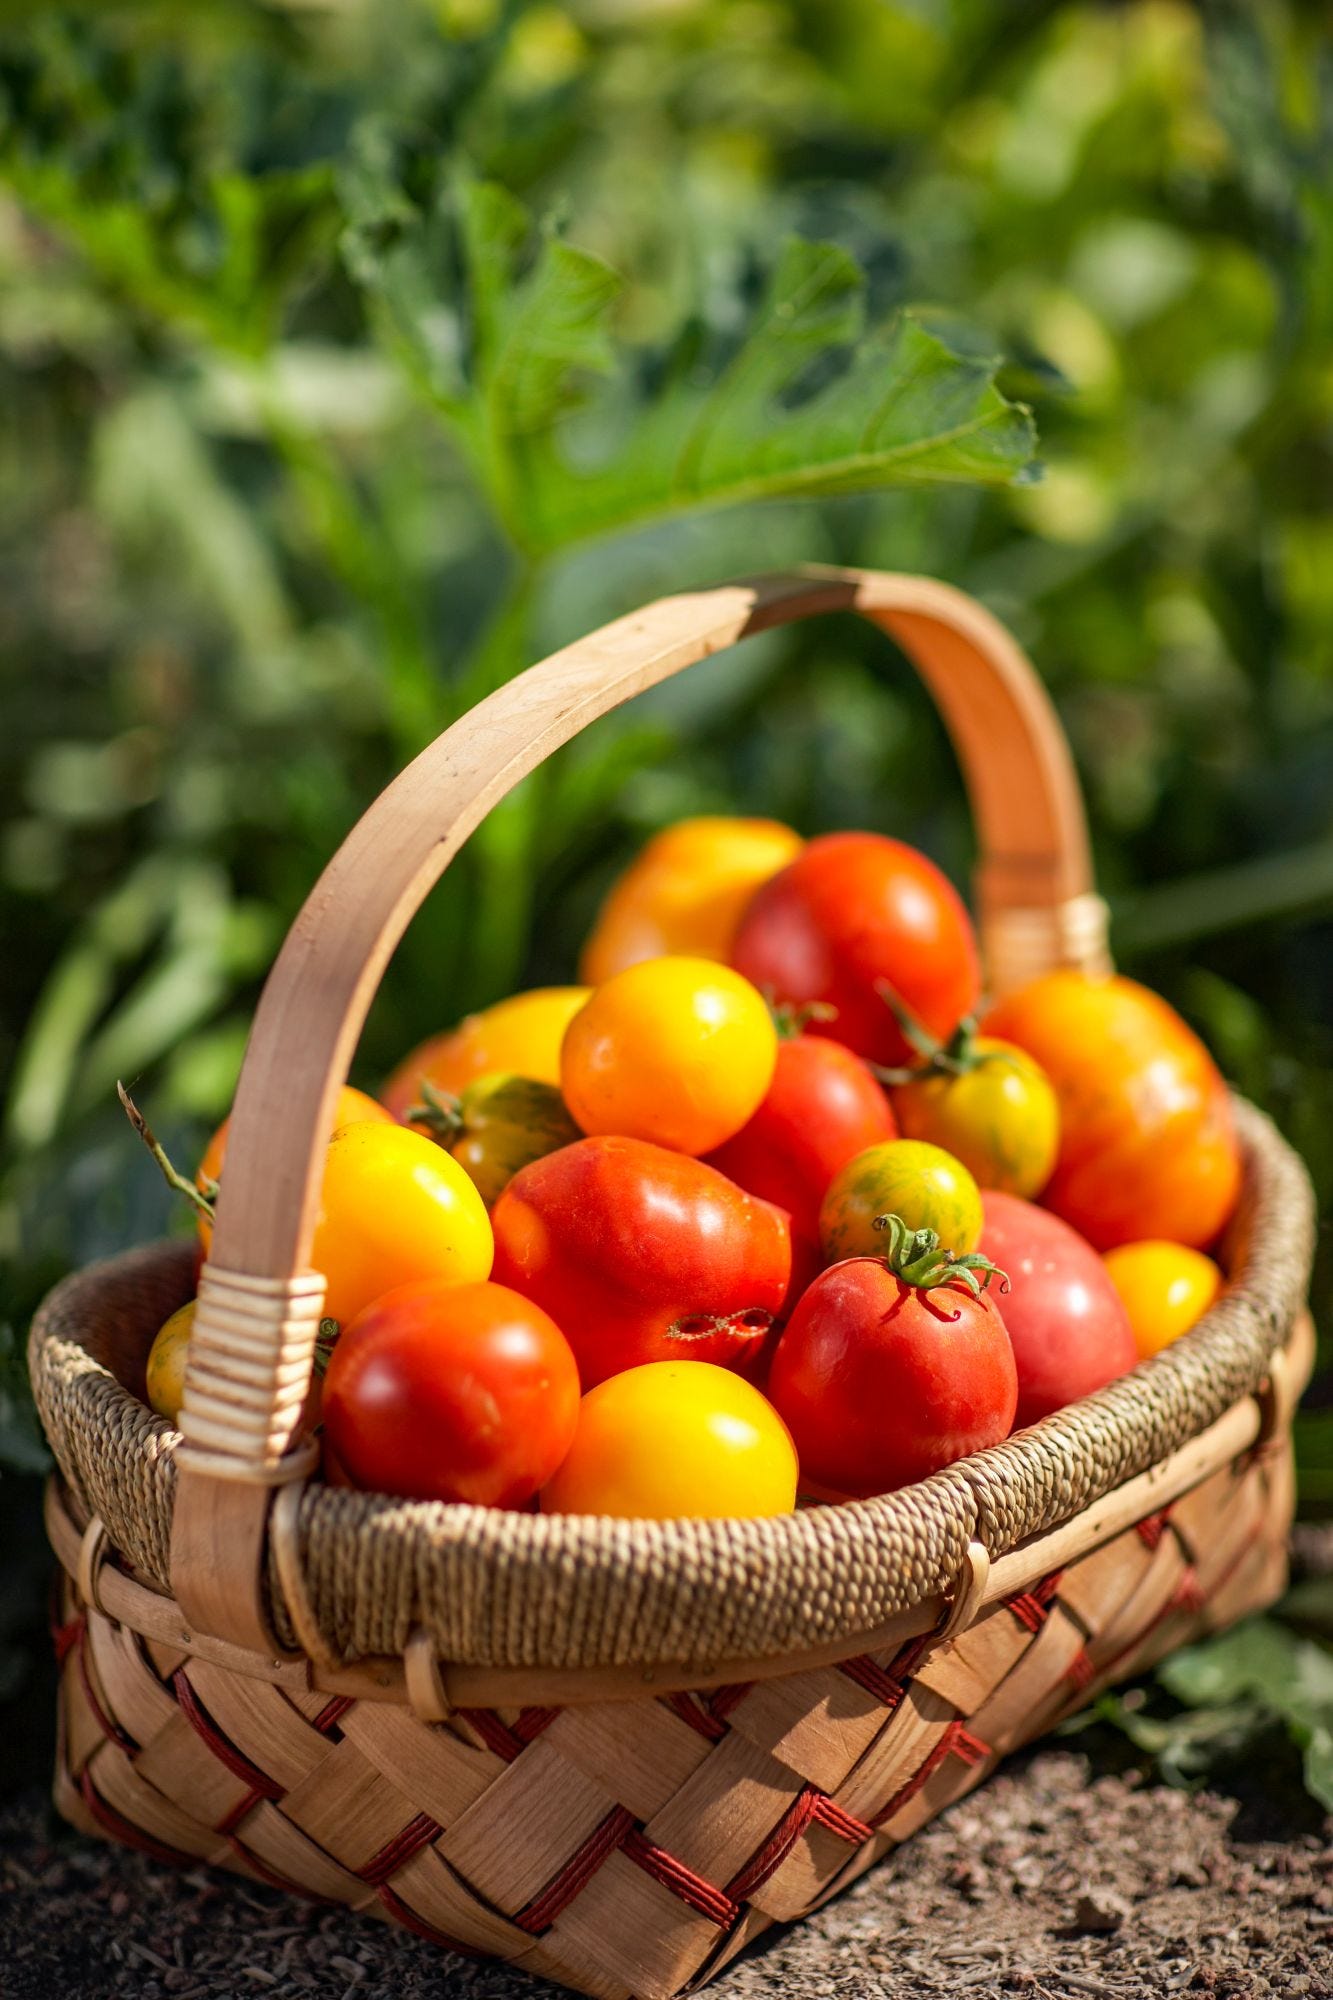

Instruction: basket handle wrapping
[169,566,1109,1649]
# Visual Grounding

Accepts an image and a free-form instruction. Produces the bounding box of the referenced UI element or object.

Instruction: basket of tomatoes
[31,570,1315,2000]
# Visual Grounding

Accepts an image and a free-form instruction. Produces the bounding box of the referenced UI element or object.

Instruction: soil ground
[4,1739,1331,2000]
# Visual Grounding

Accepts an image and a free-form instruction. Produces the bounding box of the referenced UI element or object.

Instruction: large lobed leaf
[344,170,1037,554]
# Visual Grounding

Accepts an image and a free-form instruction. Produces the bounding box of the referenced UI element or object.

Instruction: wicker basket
[31,568,1316,2000]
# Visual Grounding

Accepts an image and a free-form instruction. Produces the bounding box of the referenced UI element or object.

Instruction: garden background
[1,0,1330,1810]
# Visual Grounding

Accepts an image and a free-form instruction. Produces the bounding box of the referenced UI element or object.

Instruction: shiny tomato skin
[490,1136,792,1387]
[705,1035,897,1246]
[1102,1240,1222,1360]
[891,1038,1059,1200]
[767,1258,1018,1497]
[382,987,589,1118]
[978,1191,1138,1428]
[820,1138,983,1262]
[581,816,803,985]
[731,832,981,1066]
[561,956,777,1157]
[196,1084,391,1250]
[541,1360,798,1520]
[983,972,1241,1251]
[322,1279,580,1507]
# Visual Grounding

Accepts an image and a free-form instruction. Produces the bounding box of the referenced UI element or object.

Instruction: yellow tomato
[1102,1241,1223,1359]
[382,987,589,1119]
[561,956,777,1156]
[196,1084,392,1249]
[580,816,802,986]
[541,1361,798,1519]
[820,1138,983,1262]
[146,1300,194,1422]
[145,1297,327,1432]
[312,1122,494,1327]
[890,1038,1060,1199]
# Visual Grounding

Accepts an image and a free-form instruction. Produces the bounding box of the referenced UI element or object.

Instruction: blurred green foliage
[0,0,1330,1520]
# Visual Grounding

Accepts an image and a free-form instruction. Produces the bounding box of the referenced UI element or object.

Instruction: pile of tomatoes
[145,817,1240,1522]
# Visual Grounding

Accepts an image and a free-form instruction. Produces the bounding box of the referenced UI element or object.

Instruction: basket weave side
[29,1097,1314,1672]
[50,1421,1296,2000]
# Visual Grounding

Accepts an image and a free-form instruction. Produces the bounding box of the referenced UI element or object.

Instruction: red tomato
[705,1034,897,1247]
[983,972,1241,1251]
[730,832,981,1067]
[768,1257,1017,1497]
[321,1279,580,1508]
[490,1136,792,1388]
[978,1191,1138,1428]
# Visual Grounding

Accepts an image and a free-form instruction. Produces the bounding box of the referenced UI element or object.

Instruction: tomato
[490,1135,792,1387]
[706,1033,897,1247]
[978,1191,1138,1427]
[145,1300,194,1422]
[1103,1241,1223,1360]
[196,1083,391,1239]
[581,816,803,986]
[820,1138,982,1263]
[731,832,981,1066]
[983,971,1241,1252]
[307,1122,493,1328]
[541,1361,798,1519]
[409,1073,581,1207]
[382,987,589,1119]
[322,1279,579,1507]
[561,956,777,1157]
[768,1252,1017,1498]
[146,1298,326,1433]
[890,1036,1059,1200]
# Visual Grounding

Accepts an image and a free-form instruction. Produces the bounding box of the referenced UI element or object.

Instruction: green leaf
[344,170,1037,553]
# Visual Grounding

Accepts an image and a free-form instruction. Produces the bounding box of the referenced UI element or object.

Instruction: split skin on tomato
[730,831,981,1067]
[1103,1240,1222,1359]
[541,1360,799,1520]
[490,1134,792,1387]
[561,955,777,1157]
[580,816,803,985]
[767,1258,1018,1497]
[984,971,1241,1252]
[322,1279,580,1506]
[820,1137,983,1263]
[381,986,589,1119]
[978,1191,1138,1428]
[705,1033,897,1247]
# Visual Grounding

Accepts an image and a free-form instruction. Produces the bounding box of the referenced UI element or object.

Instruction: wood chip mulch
[5,1745,1333,2000]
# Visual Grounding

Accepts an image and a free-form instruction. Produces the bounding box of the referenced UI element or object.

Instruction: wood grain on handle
[172,567,1107,1648]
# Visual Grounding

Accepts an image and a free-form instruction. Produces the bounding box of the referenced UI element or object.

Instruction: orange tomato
[541,1361,798,1520]
[196,1084,392,1251]
[580,816,802,986]
[382,987,588,1119]
[560,956,777,1156]
[1103,1241,1223,1359]
[145,1300,195,1422]
[984,972,1241,1252]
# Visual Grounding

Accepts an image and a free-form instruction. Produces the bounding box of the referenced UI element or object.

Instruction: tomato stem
[769,997,839,1041]
[407,1077,466,1144]
[872,1211,1006,1298]
[872,981,984,1084]
[117,1081,216,1224]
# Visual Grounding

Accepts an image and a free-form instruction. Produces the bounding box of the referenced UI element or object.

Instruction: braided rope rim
[28,1097,1313,1673]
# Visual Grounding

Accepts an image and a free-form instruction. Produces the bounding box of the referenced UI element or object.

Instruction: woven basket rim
[29,1095,1314,1673]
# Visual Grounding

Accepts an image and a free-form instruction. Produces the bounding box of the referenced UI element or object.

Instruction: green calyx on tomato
[871,1212,1005,1300]
[870,983,985,1084]
[769,998,839,1041]
[409,1072,581,1206]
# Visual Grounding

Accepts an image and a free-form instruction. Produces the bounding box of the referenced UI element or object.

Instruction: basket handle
[170,566,1109,1649]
